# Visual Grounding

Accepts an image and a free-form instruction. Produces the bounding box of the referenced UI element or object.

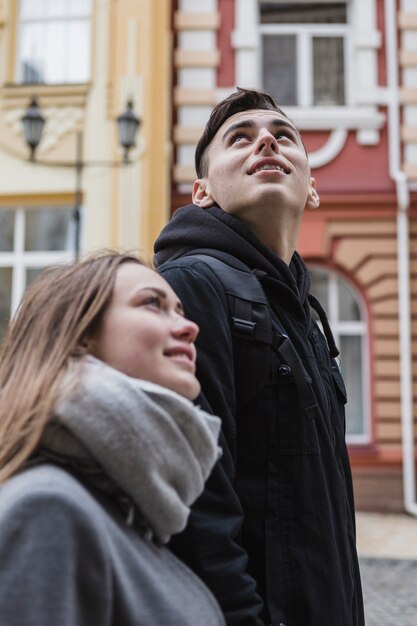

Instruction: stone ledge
[1,83,90,109]
[174,50,220,68]
[174,11,220,31]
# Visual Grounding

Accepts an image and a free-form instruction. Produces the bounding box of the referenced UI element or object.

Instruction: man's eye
[276,131,294,141]
[231,133,249,144]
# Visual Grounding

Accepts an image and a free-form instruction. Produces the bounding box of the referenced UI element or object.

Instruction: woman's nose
[254,129,279,154]
[172,316,199,343]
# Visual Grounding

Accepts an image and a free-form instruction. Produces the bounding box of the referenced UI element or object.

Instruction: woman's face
[90,263,201,400]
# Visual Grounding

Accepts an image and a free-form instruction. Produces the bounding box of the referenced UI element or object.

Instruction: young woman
[0,252,225,626]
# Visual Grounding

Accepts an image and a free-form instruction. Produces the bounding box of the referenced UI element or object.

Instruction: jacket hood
[154,203,311,304]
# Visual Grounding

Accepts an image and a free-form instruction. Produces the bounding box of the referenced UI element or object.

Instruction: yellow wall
[110,0,172,257]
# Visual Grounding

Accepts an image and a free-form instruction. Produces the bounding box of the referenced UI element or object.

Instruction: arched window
[309,266,370,444]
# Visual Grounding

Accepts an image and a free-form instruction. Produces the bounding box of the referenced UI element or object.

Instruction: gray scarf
[40,356,221,544]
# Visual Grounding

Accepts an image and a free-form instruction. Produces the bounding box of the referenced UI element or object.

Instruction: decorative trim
[174,11,220,30]
[402,126,417,142]
[174,87,218,106]
[398,12,417,30]
[3,105,84,154]
[309,129,348,169]
[174,49,220,68]
[288,106,386,132]
[173,163,196,184]
[400,88,417,104]
[400,50,417,67]
[174,126,202,144]
[0,192,75,207]
[404,164,417,180]
[1,83,90,109]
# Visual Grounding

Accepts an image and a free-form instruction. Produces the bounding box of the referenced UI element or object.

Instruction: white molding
[309,129,348,168]
[287,106,386,130]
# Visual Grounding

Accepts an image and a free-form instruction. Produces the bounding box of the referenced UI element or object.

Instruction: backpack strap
[188,250,275,347]
[184,249,319,418]
[184,250,273,407]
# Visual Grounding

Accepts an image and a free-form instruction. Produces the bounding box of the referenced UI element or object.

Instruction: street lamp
[21,98,140,259]
[21,97,46,161]
[117,100,141,163]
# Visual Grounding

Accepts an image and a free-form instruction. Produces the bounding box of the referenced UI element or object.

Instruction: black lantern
[21,97,46,161]
[117,100,140,163]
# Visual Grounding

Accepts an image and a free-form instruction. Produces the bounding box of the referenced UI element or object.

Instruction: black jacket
[154,204,364,626]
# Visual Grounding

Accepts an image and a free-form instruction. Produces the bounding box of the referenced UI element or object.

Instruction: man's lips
[247,157,290,175]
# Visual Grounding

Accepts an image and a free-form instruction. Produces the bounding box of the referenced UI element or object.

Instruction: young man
[154,88,364,626]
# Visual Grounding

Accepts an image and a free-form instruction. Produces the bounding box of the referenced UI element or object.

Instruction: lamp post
[21,97,46,161]
[21,98,141,260]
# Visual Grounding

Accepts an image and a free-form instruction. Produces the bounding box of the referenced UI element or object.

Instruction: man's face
[192,109,319,220]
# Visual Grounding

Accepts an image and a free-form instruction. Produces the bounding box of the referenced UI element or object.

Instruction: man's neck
[243,210,302,265]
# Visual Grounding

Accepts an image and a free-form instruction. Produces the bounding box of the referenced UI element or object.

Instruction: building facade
[0,0,172,334]
[171,0,417,513]
[1,0,417,514]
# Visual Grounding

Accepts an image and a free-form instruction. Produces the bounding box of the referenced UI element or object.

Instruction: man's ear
[305,177,320,210]
[192,179,215,208]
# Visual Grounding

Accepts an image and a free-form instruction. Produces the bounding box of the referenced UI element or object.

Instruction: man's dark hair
[195,87,289,178]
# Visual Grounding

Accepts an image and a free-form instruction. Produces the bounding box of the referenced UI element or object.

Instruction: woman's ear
[192,179,215,208]
[306,177,320,210]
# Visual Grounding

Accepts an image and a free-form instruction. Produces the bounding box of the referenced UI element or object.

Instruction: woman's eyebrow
[132,286,168,300]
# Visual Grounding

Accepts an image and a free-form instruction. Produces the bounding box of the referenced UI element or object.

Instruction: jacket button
[278,364,291,377]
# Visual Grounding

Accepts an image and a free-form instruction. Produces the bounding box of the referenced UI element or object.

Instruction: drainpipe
[385,0,416,515]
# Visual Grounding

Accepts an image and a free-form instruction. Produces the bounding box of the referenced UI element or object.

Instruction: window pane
[26,267,44,286]
[20,0,45,18]
[0,268,12,339]
[339,335,364,436]
[25,208,72,251]
[0,211,15,252]
[260,3,347,24]
[69,0,92,17]
[313,37,345,105]
[262,35,297,105]
[45,0,67,17]
[45,22,66,84]
[338,278,361,321]
[20,23,45,83]
[67,21,90,83]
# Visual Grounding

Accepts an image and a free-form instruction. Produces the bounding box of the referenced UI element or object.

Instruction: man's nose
[254,129,279,154]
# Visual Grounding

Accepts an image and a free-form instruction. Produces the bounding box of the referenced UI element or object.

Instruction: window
[259,2,349,106]
[17,0,92,84]
[0,206,74,338]
[309,266,370,444]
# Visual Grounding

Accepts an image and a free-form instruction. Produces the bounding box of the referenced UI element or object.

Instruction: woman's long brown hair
[0,251,143,483]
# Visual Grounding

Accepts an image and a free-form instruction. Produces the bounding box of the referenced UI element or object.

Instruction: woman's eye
[142,296,162,310]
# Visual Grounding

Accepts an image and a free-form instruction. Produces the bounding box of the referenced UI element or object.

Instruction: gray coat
[0,464,225,626]
[0,359,225,626]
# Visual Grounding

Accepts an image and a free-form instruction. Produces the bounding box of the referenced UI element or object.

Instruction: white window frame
[16,1,92,85]
[232,0,385,160]
[0,207,74,318]
[260,22,351,107]
[309,265,371,445]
